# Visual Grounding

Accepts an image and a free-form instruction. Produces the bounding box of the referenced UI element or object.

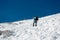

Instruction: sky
[0,0,60,23]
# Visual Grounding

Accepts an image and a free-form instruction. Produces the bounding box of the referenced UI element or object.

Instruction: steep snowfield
[0,13,60,40]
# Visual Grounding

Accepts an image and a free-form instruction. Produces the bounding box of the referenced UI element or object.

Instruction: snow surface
[0,13,60,40]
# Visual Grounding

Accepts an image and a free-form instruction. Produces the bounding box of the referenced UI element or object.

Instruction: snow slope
[0,13,60,40]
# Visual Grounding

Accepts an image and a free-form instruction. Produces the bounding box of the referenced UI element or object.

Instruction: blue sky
[0,0,60,22]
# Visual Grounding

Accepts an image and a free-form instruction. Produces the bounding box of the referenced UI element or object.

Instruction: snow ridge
[0,13,60,40]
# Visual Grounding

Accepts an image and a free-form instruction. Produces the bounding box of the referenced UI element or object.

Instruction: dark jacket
[34,17,38,23]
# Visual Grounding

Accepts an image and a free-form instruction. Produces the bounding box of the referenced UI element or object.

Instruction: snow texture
[0,13,60,40]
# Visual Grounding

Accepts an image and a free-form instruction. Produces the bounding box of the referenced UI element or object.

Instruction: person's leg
[33,20,37,26]
[33,23,34,26]
[35,22,37,26]
[33,22,37,26]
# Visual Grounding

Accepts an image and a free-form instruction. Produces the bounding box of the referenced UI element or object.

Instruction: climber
[33,16,39,27]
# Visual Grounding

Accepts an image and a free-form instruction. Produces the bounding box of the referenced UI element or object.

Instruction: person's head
[34,16,38,19]
[34,17,36,19]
